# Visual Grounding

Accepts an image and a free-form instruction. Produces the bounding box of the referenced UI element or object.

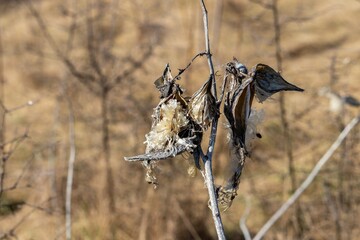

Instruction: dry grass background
[0,0,359,239]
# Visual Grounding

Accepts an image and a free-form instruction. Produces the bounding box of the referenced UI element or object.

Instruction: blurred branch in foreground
[253,115,360,240]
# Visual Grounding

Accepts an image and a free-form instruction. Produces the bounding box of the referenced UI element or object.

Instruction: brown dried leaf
[252,63,304,102]
[189,78,217,130]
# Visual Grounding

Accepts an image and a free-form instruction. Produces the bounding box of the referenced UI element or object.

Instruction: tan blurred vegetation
[0,0,359,239]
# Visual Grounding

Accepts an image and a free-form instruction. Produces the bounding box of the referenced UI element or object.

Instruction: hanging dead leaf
[154,64,184,99]
[251,63,304,103]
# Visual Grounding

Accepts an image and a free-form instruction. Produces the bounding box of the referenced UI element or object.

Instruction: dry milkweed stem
[199,0,226,239]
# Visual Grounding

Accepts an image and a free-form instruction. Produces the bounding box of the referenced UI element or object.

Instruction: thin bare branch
[239,197,252,240]
[6,100,38,113]
[0,131,28,150]
[24,198,58,214]
[1,143,57,195]
[0,158,6,203]
[281,5,340,25]
[323,181,342,240]
[63,81,76,240]
[0,27,5,164]
[253,115,360,240]
[249,0,273,9]
[329,54,338,89]
[250,0,307,235]
[199,1,225,239]
[86,3,105,79]
[4,132,28,161]
[173,51,207,81]
[0,131,28,201]
[2,154,33,192]
[200,0,217,98]
[65,1,78,55]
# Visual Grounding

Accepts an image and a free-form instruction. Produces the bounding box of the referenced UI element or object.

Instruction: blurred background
[0,0,359,239]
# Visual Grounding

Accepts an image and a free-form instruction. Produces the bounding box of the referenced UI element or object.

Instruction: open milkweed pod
[224,75,255,149]
[219,60,254,209]
[125,96,195,161]
[145,98,189,152]
[218,60,304,209]
[125,66,198,162]
[188,77,217,130]
[220,77,254,207]
[251,63,304,103]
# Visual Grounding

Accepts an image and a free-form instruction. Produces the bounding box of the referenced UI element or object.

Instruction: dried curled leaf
[154,63,184,99]
[252,63,304,103]
[188,78,217,130]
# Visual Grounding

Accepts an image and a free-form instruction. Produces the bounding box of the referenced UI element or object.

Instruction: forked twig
[253,115,360,240]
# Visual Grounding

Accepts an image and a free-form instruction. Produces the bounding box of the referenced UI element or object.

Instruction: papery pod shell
[252,63,304,103]
[189,79,217,130]
[224,77,255,149]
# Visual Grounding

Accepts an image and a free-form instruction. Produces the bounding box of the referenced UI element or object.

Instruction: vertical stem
[272,0,297,192]
[204,149,225,240]
[199,1,226,239]
[101,85,117,239]
[271,0,305,236]
[101,86,115,212]
[200,0,217,97]
[49,97,59,212]
[272,0,297,195]
[323,181,342,240]
[0,26,5,112]
[65,82,76,240]
[0,26,6,203]
[272,0,282,73]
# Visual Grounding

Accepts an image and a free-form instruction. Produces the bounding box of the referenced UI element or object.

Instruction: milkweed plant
[125,57,304,209]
